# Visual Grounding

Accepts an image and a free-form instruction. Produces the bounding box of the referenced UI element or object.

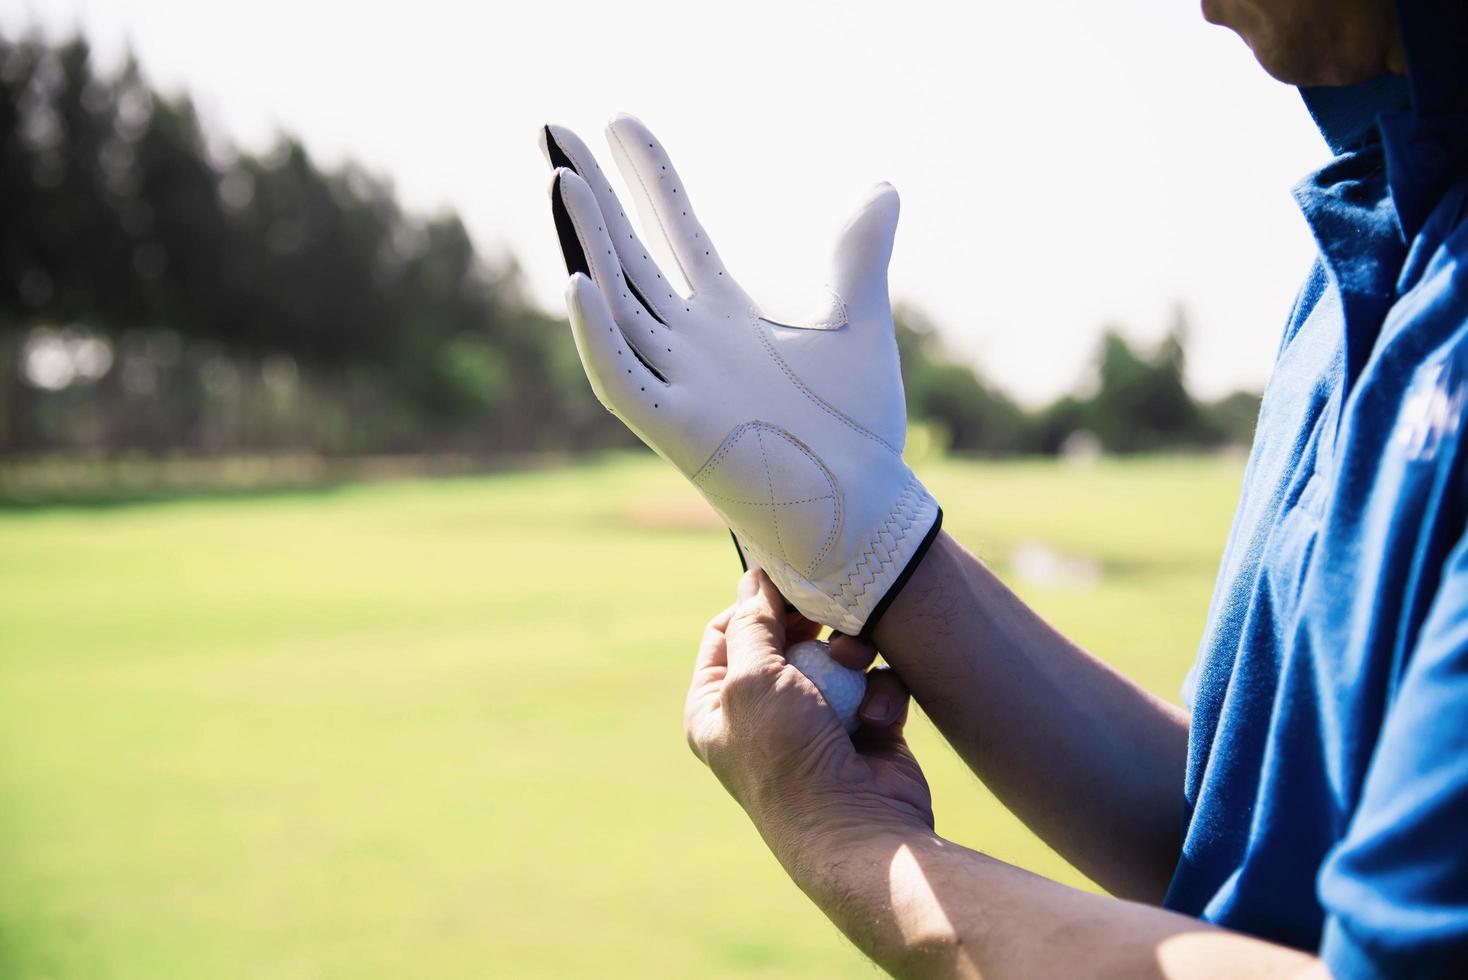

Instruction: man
[541,0,1467,975]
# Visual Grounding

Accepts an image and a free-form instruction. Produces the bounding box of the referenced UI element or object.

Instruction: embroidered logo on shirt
[1394,361,1466,461]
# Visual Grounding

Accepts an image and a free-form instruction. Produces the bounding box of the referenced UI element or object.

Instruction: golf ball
[786,639,867,734]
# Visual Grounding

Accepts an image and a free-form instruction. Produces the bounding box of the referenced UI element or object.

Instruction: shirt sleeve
[1317,527,1468,978]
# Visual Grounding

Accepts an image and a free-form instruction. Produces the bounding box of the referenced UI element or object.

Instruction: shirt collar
[1288,3,1468,394]
[1291,147,1404,393]
[1300,76,1412,155]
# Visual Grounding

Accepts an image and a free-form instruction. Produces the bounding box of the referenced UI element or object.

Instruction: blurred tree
[0,30,631,458]
[1032,394,1090,456]
[0,31,1260,466]
[1090,327,1198,451]
[1033,309,1263,455]
[1203,389,1263,446]
[896,307,1032,455]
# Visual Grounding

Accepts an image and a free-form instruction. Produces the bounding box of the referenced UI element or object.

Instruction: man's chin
[1204,0,1402,88]
[1251,46,1394,87]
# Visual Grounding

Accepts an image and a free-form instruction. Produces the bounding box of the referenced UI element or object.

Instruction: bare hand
[683,570,933,847]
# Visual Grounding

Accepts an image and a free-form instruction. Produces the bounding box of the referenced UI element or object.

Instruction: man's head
[1203,0,1406,86]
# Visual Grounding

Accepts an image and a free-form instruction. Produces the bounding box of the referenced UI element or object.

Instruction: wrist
[745,782,936,890]
[871,528,962,656]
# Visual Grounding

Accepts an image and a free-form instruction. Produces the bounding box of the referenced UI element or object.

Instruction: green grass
[0,453,1244,978]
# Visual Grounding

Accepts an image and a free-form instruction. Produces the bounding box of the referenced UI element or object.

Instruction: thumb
[857,667,911,730]
[831,182,899,310]
[725,570,787,678]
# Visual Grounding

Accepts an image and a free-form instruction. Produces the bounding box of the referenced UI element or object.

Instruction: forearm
[873,532,1190,900]
[776,812,1319,980]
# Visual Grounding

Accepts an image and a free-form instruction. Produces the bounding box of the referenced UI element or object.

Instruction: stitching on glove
[693,421,843,580]
[805,290,848,331]
[769,423,841,579]
[755,324,901,456]
[701,490,836,508]
[838,481,927,604]
[755,427,788,568]
[831,478,931,610]
[808,497,840,576]
[608,123,693,304]
[759,288,848,332]
[691,420,753,478]
[730,520,863,632]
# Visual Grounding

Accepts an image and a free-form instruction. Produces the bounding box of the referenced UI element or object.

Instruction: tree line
[0,32,1259,461]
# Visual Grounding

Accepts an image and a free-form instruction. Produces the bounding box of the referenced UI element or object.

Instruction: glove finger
[606,113,737,298]
[542,123,684,326]
[830,182,900,312]
[552,169,674,379]
[564,272,669,432]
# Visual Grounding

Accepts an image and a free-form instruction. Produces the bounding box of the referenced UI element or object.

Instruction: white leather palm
[541,115,940,637]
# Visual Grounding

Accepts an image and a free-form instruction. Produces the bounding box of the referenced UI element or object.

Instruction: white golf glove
[541,115,941,638]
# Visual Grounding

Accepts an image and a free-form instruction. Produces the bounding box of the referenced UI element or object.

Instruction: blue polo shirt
[1164,5,1468,977]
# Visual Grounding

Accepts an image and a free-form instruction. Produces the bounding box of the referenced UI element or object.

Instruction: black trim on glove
[858,507,942,643]
[544,126,666,326]
[550,172,591,278]
[550,170,668,384]
[730,529,749,572]
[544,125,578,173]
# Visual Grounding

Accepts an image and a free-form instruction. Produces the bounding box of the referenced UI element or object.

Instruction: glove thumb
[830,182,900,311]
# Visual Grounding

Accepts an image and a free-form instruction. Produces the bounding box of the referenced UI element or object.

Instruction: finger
[830,182,900,312]
[694,604,737,672]
[857,667,910,730]
[565,273,667,428]
[606,113,736,297]
[542,123,684,325]
[828,631,878,671]
[784,609,822,646]
[785,622,820,645]
[686,605,736,761]
[724,570,787,679]
[552,169,674,379]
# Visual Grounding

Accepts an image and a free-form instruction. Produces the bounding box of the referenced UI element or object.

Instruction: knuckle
[730,602,778,637]
[720,670,760,706]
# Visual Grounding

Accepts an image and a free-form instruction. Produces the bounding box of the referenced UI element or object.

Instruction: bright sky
[2,0,1334,403]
